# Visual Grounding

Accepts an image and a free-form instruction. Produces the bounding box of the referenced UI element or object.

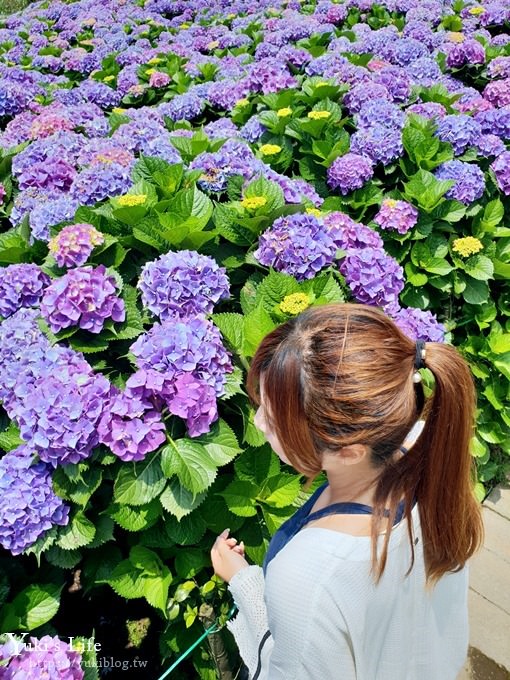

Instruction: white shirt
[228,505,469,680]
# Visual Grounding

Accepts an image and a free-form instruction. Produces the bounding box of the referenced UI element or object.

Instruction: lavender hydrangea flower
[98,391,166,461]
[323,212,384,250]
[139,250,230,320]
[130,317,232,436]
[344,82,391,114]
[391,307,446,342]
[484,79,510,107]
[327,153,374,195]
[0,633,83,678]
[0,183,5,205]
[149,71,171,88]
[13,366,111,467]
[0,264,50,318]
[240,115,267,143]
[40,265,125,334]
[407,102,447,120]
[159,92,205,121]
[350,125,403,165]
[491,151,510,194]
[475,133,505,157]
[0,447,70,555]
[435,114,483,155]
[18,158,77,193]
[355,99,406,130]
[475,107,510,140]
[339,247,404,310]
[70,163,133,206]
[373,199,419,234]
[254,213,337,281]
[49,223,105,268]
[434,160,486,204]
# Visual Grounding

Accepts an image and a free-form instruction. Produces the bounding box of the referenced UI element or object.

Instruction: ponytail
[372,341,484,584]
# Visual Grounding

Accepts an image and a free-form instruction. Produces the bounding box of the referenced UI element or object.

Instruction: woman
[211,303,483,680]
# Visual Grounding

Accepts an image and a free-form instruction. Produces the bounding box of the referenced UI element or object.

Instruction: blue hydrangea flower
[350,125,403,165]
[0,446,70,555]
[327,153,374,195]
[40,265,125,334]
[0,264,50,318]
[391,306,446,342]
[355,99,406,130]
[435,114,483,155]
[339,247,405,311]
[139,250,230,320]
[254,213,337,281]
[434,160,486,204]
[0,633,83,678]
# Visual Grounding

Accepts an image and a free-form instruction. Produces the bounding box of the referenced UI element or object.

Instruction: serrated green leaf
[87,515,115,549]
[113,454,166,506]
[463,277,489,305]
[109,500,162,532]
[0,422,23,452]
[159,479,206,520]
[45,546,83,569]
[104,560,147,600]
[212,313,245,352]
[57,512,96,550]
[143,570,172,613]
[489,334,510,354]
[480,198,504,231]
[196,419,242,466]
[243,176,285,213]
[0,583,63,633]
[219,480,259,517]
[261,473,301,508]
[221,365,245,399]
[243,303,277,356]
[132,155,174,184]
[256,270,300,313]
[161,439,217,494]
[463,254,494,281]
[165,511,207,545]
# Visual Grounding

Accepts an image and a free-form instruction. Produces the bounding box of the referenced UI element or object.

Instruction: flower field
[0,0,509,676]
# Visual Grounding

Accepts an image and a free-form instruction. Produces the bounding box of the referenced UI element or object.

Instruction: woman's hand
[211,529,249,583]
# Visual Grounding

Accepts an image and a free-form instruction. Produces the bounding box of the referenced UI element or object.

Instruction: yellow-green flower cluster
[279,293,310,315]
[117,194,147,207]
[452,237,483,257]
[241,196,267,210]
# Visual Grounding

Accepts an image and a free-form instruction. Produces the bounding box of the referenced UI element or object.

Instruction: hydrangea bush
[0,0,509,677]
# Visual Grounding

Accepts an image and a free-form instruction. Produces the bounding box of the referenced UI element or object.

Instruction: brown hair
[247,303,483,583]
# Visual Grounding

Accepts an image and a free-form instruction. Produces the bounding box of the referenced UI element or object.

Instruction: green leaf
[161,439,217,494]
[45,546,83,569]
[212,313,245,352]
[463,255,494,281]
[109,500,162,532]
[87,515,115,549]
[132,155,175,184]
[243,176,285,212]
[480,198,504,231]
[488,334,510,354]
[0,583,63,633]
[221,365,245,399]
[143,570,172,613]
[159,478,206,520]
[113,454,166,506]
[213,204,253,245]
[219,480,259,517]
[0,422,23,452]
[261,473,301,508]
[104,560,147,600]
[462,278,489,305]
[57,511,96,550]
[195,419,242,466]
[243,303,277,356]
[164,512,207,545]
[256,270,300,313]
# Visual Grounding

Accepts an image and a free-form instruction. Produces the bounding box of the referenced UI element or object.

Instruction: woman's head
[248,302,483,582]
[248,303,423,476]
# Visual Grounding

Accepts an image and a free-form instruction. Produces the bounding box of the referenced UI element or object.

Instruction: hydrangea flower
[0,633,83,678]
[475,133,505,157]
[323,212,384,250]
[0,263,50,318]
[139,250,230,320]
[327,153,374,195]
[434,160,486,204]
[254,213,337,281]
[0,183,5,205]
[391,307,446,342]
[435,114,483,155]
[70,163,133,206]
[40,265,125,334]
[339,247,404,311]
[159,92,204,121]
[49,223,105,268]
[98,391,166,461]
[18,158,77,193]
[373,200,419,234]
[491,151,510,194]
[355,99,406,130]
[350,125,403,165]
[149,71,171,88]
[13,366,111,467]
[0,446,70,555]
[452,236,484,257]
[484,79,510,107]
[130,317,232,437]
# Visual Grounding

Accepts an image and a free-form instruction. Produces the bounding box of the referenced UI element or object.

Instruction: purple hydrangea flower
[149,71,171,88]
[491,151,510,195]
[49,223,105,268]
[391,306,446,342]
[344,82,392,114]
[139,250,230,320]
[254,213,336,281]
[350,125,403,165]
[475,133,506,157]
[14,366,111,467]
[130,317,232,437]
[70,163,133,206]
[475,107,510,140]
[327,153,374,195]
[0,447,70,555]
[0,183,5,205]
[487,56,510,78]
[0,634,83,678]
[484,79,510,107]
[373,66,412,102]
[159,92,205,121]
[18,158,77,193]
[40,265,125,334]
[323,212,384,250]
[339,247,405,311]
[98,391,166,461]
[407,102,447,120]
[240,115,267,143]
[434,160,486,204]
[355,99,406,130]
[373,199,419,234]
[435,114,483,155]
[0,264,50,318]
